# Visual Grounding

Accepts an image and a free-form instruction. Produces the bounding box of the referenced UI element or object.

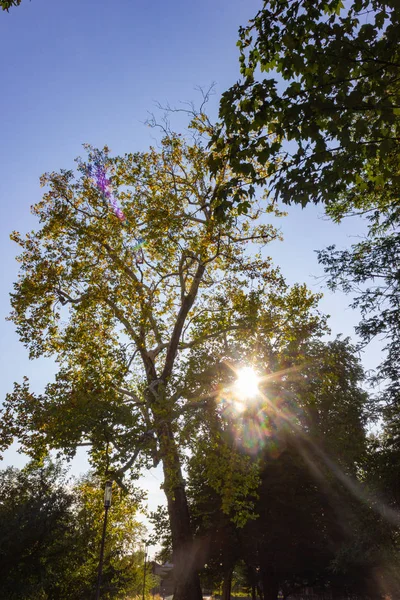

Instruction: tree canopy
[0,462,146,599]
[213,0,400,212]
[318,210,400,412]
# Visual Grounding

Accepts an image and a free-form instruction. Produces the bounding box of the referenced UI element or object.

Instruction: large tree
[0,112,324,599]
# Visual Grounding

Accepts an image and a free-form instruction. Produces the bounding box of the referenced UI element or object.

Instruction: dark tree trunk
[222,567,233,600]
[261,571,279,600]
[251,582,257,600]
[159,422,203,600]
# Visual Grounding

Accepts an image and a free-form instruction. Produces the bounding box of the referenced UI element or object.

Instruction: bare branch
[56,288,89,306]
[112,429,157,477]
[115,386,144,405]
[104,297,158,382]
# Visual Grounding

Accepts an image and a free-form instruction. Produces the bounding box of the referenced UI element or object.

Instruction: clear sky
[0,0,379,550]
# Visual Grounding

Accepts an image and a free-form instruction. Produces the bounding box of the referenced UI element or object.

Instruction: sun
[234,366,260,400]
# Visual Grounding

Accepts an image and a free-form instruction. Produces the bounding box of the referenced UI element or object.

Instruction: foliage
[0,461,74,599]
[213,0,400,213]
[317,198,400,425]
[150,301,338,596]
[1,0,24,11]
[214,0,400,454]
[69,474,149,600]
[341,433,400,598]
[246,442,399,599]
[186,338,383,598]
[0,462,146,599]
[2,123,282,471]
[181,282,329,529]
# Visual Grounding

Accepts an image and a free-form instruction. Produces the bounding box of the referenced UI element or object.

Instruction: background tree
[185,337,399,600]
[317,200,400,435]
[0,461,74,600]
[0,462,146,599]
[356,432,400,597]
[69,474,149,600]
[0,110,312,599]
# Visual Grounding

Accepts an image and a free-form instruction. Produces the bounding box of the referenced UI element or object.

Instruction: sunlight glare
[234,367,260,400]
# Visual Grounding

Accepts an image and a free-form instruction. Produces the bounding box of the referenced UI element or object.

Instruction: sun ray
[233,366,260,399]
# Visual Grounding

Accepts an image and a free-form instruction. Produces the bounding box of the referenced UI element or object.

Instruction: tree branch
[112,430,157,477]
[115,386,145,405]
[104,297,158,382]
[162,260,206,381]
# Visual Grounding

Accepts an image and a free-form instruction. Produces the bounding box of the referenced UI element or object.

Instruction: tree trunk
[261,571,279,600]
[251,582,257,600]
[222,567,233,600]
[159,421,203,600]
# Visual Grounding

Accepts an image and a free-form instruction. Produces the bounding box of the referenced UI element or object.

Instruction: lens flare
[215,364,307,458]
[217,381,304,458]
[234,367,260,399]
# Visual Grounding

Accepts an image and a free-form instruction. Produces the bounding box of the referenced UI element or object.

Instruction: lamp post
[95,480,112,600]
[142,540,148,600]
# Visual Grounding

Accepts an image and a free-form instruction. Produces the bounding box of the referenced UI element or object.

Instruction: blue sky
[0,0,379,543]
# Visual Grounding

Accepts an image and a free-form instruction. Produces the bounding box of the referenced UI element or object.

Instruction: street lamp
[95,481,113,600]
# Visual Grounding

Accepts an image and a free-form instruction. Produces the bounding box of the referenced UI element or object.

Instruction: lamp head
[104,480,113,508]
